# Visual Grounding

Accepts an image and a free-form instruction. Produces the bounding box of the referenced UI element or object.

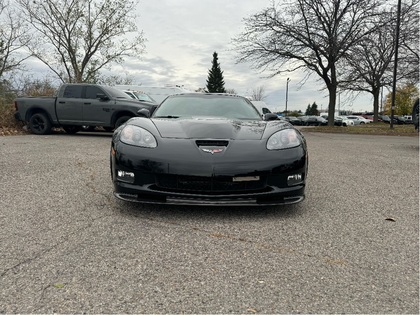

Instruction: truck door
[83,86,112,125]
[55,85,84,124]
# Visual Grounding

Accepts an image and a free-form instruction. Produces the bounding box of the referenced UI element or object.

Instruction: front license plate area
[232,176,260,182]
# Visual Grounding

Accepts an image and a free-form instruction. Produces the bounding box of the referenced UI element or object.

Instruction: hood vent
[196,140,229,147]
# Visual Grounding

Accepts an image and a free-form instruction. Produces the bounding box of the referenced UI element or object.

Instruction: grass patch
[0,102,28,136]
[303,123,418,136]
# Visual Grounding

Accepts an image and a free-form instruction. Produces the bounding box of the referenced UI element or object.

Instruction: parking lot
[0,131,418,313]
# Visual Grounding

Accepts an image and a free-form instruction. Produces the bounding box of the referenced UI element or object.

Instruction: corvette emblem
[201,148,224,154]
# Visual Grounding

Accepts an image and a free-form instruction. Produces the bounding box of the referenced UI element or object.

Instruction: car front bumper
[111,140,307,206]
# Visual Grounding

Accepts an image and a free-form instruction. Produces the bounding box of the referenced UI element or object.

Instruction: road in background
[0,131,418,313]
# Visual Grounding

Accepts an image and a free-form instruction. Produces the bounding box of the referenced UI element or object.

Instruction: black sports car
[110,93,308,206]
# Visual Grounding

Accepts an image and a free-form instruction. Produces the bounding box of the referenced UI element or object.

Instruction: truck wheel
[115,116,131,129]
[29,113,52,135]
[63,126,81,134]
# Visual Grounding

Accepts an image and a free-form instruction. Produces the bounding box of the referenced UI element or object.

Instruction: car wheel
[360,122,365,124]
[63,126,81,134]
[115,116,131,129]
[29,112,52,135]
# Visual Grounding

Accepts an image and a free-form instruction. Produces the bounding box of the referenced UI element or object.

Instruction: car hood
[150,118,269,140]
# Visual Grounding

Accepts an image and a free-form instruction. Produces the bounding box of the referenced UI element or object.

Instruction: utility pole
[285,78,290,116]
[390,0,402,129]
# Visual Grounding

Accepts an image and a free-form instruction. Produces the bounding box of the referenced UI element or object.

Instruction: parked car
[304,116,328,126]
[394,116,412,124]
[345,115,371,125]
[378,115,408,125]
[110,93,308,206]
[123,90,157,104]
[284,116,303,125]
[115,85,192,104]
[335,116,355,126]
[14,84,156,135]
[379,115,392,123]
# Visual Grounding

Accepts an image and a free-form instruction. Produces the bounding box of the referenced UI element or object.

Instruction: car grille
[156,174,266,193]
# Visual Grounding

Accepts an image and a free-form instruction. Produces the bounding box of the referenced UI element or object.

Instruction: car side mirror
[137,108,151,118]
[264,113,279,121]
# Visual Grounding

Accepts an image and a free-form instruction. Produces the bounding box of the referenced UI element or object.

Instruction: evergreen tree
[305,102,319,115]
[206,52,226,93]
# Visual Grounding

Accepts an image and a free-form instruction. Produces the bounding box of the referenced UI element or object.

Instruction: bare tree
[341,0,419,121]
[17,0,145,83]
[397,0,419,84]
[251,86,266,101]
[233,0,381,125]
[0,0,31,80]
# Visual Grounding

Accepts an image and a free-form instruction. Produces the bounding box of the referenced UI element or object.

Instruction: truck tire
[29,112,52,135]
[63,126,81,134]
[115,116,131,129]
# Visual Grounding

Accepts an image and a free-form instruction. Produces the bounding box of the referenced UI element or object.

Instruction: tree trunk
[372,87,380,122]
[327,90,337,126]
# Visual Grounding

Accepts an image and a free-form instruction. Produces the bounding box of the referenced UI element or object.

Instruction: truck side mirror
[96,93,109,101]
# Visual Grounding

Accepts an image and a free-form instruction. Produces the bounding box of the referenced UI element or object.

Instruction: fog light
[117,170,135,183]
[287,174,303,186]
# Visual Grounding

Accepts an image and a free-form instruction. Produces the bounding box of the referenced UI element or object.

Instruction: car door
[55,85,84,124]
[83,86,113,125]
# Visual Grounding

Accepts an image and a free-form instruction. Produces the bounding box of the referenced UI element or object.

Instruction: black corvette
[110,93,308,206]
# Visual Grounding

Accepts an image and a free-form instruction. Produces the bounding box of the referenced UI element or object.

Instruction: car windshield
[153,94,262,120]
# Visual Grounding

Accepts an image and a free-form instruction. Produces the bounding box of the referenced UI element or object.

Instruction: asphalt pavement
[0,131,418,313]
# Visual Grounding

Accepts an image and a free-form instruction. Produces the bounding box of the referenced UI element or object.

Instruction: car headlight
[119,125,157,148]
[267,129,302,150]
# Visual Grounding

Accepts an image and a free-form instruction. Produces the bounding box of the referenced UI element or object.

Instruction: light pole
[285,78,290,116]
[390,0,402,129]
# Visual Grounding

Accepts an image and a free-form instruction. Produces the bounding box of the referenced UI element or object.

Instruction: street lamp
[285,78,290,115]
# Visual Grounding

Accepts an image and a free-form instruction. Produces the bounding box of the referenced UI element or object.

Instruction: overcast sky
[26,0,374,113]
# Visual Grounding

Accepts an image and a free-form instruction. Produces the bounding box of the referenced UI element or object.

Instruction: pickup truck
[14,83,157,135]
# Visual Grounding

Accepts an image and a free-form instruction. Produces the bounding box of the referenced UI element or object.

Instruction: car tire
[29,112,52,135]
[63,126,81,134]
[115,116,131,129]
